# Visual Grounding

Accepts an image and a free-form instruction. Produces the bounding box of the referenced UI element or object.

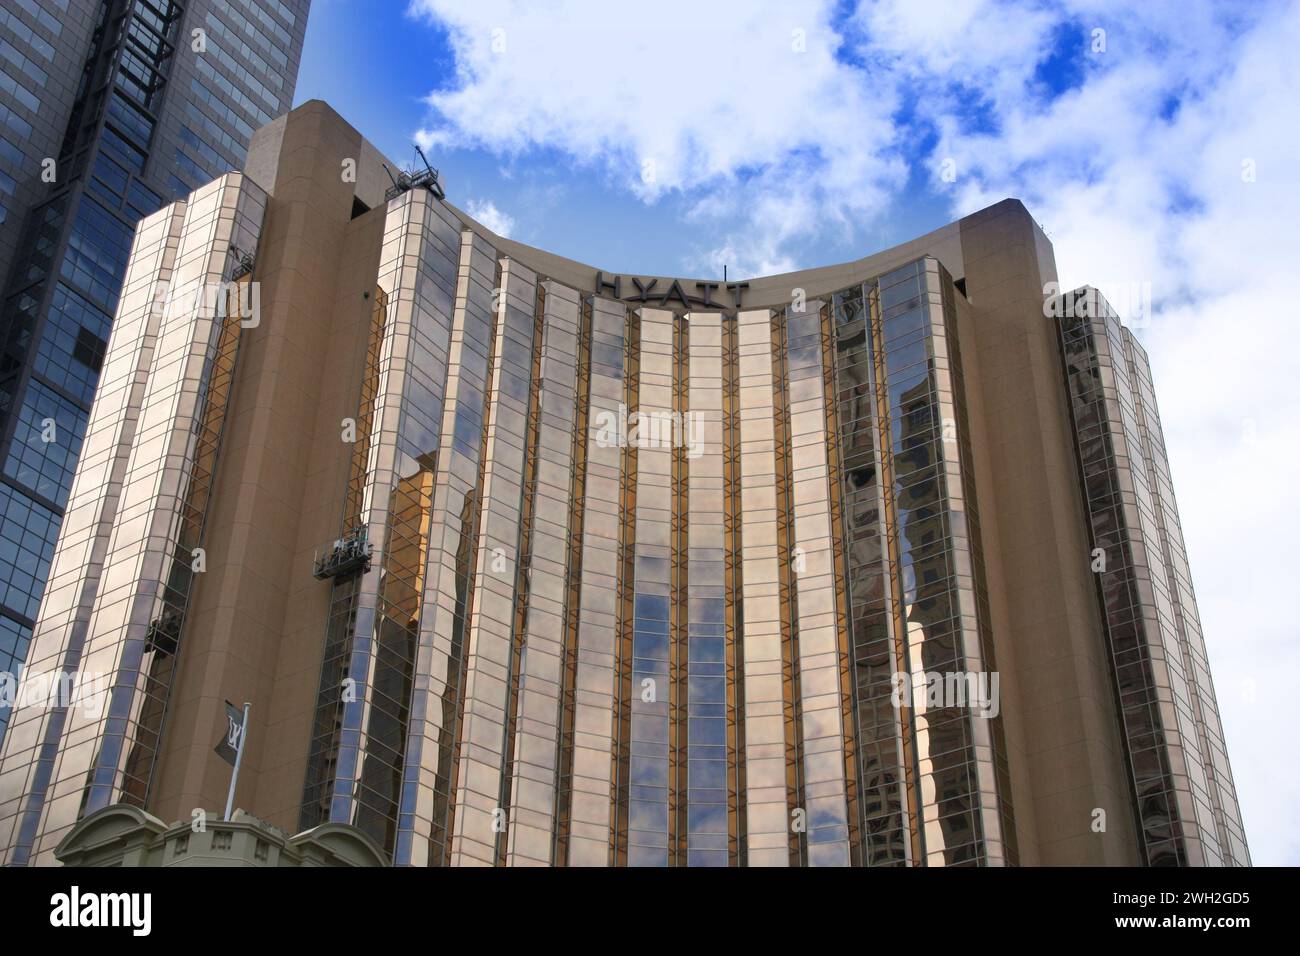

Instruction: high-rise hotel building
[0,102,1249,867]
[0,0,310,745]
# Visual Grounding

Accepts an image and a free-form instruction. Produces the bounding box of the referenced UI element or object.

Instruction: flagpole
[223,702,250,820]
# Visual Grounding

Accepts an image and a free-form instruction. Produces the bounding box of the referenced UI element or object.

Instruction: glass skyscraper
[0,0,309,744]
[0,101,1248,867]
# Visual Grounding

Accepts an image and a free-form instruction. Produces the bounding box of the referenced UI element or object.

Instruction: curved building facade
[0,101,1248,866]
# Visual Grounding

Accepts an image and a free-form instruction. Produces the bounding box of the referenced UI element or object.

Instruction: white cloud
[906,0,1300,864]
[464,197,515,237]
[408,0,1300,862]
[408,0,906,276]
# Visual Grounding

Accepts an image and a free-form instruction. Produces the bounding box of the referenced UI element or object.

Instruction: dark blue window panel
[105,90,154,153]
[126,180,162,219]
[167,174,193,201]
[0,613,33,741]
[35,283,112,404]
[90,153,128,202]
[100,126,146,175]
[0,483,59,623]
[3,380,88,506]
[58,196,133,313]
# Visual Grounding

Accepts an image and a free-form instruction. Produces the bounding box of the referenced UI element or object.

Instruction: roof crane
[382,143,447,203]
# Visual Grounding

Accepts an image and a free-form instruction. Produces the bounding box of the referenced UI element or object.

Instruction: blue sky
[293,0,960,275]
[296,0,1300,864]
